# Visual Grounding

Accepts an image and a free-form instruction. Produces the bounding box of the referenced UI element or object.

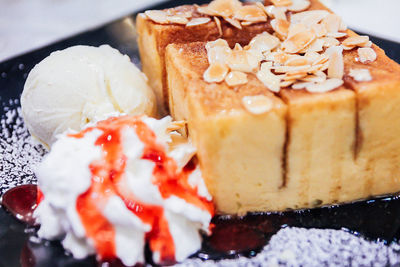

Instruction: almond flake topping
[227,49,260,73]
[242,95,274,115]
[234,5,267,23]
[326,46,344,79]
[305,78,343,93]
[204,62,229,83]
[257,62,281,92]
[349,68,372,82]
[342,36,370,47]
[145,10,170,24]
[286,0,311,12]
[282,28,316,54]
[186,17,211,27]
[271,19,290,39]
[248,32,280,54]
[265,5,288,21]
[357,47,377,64]
[271,0,293,7]
[206,39,231,64]
[225,71,248,86]
[200,3,376,92]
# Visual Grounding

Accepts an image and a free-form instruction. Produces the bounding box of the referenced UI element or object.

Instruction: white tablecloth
[0,0,399,62]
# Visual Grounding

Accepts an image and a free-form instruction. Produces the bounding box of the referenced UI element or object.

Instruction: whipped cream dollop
[21,45,157,148]
[34,115,214,266]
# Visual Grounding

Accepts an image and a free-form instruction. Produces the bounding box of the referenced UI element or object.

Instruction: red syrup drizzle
[6,183,400,266]
[68,115,214,264]
[1,184,38,226]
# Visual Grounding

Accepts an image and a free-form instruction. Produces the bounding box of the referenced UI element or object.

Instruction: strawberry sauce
[68,116,214,262]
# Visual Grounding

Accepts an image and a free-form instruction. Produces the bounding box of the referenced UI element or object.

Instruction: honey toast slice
[136,2,272,114]
[147,0,400,214]
[166,43,288,213]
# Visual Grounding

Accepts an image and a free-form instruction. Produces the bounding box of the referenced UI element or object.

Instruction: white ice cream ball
[21,45,157,147]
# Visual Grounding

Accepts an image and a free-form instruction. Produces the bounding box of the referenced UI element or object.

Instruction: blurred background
[0,0,399,62]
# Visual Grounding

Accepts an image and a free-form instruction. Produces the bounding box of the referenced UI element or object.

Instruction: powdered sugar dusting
[0,101,46,195]
[179,227,400,266]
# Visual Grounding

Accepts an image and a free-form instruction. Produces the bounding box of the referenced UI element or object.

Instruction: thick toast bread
[166,38,400,214]
[137,4,272,115]
[139,0,400,214]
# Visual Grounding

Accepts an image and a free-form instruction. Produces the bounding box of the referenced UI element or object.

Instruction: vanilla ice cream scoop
[21,45,156,147]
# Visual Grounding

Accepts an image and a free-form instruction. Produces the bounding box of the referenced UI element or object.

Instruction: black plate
[1,1,400,266]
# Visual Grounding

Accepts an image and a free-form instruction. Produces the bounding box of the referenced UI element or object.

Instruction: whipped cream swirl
[34,115,214,266]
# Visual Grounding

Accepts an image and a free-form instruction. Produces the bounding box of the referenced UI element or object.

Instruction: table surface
[0,0,399,62]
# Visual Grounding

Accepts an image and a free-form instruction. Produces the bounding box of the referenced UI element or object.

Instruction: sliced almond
[186,17,211,27]
[172,10,193,18]
[304,51,321,62]
[287,0,311,12]
[305,38,324,53]
[311,24,328,38]
[357,47,377,64]
[241,21,256,26]
[145,10,170,24]
[322,14,342,33]
[302,71,326,83]
[257,62,282,92]
[284,72,307,80]
[206,39,232,64]
[242,95,274,115]
[341,44,355,51]
[225,71,248,86]
[326,32,347,38]
[273,64,311,74]
[271,0,293,7]
[292,81,314,90]
[248,32,281,54]
[267,51,294,64]
[321,37,340,48]
[204,62,229,83]
[305,78,343,93]
[214,16,223,36]
[287,23,308,38]
[280,80,295,87]
[342,36,370,47]
[290,10,329,25]
[224,17,242,29]
[271,19,290,38]
[327,46,344,79]
[234,5,267,22]
[206,0,242,18]
[285,56,310,66]
[282,29,316,54]
[311,54,329,66]
[265,5,288,21]
[167,120,187,132]
[227,50,260,73]
[361,41,373,48]
[168,15,189,25]
[348,68,372,82]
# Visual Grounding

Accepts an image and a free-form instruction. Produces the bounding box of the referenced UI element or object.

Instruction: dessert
[21,45,156,148]
[137,0,400,214]
[34,115,214,265]
[136,0,273,114]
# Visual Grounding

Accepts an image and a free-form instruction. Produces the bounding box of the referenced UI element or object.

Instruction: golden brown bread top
[167,42,283,115]
[137,4,273,50]
[145,0,400,112]
[167,35,400,115]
